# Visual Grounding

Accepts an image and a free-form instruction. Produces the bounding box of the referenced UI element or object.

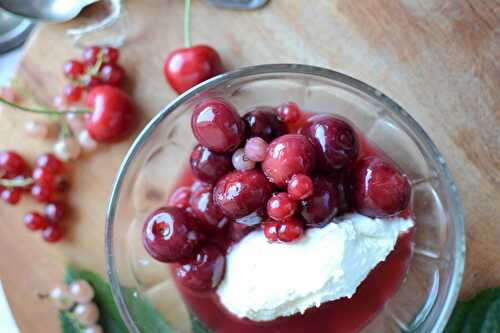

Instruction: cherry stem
[0,177,33,188]
[0,97,91,115]
[184,0,192,48]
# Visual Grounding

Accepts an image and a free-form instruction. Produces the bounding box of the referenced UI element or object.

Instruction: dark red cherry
[190,186,229,232]
[142,207,202,263]
[175,243,225,291]
[190,145,233,183]
[214,169,273,219]
[242,106,287,142]
[262,134,316,187]
[300,114,358,171]
[191,98,245,153]
[0,151,28,177]
[352,156,411,217]
[168,186,192,209]
[267,192,297,221]
[278,217,304,242]
[301,177,340,227]
[24,212,49,231]
[228,221,256,242]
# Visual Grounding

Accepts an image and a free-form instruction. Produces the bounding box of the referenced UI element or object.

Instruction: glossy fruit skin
[42,224,63,243]
[243,107,287,142]
[99,64,124,86]
[33,167,55,189]
[101,47,119,64]
[0,151,28,177]
[287,174,314,200]
[263,217,304,242]
[83,46,102,65]
[301,177,340,227]
[31,185,54,203]
[277,102,301,124]
[352,156,411,217]
[214,170,273,219]
[45,202,65,223]
[24,212,48,231]
[262,134,316,187]
[1,188,21,204]
[164,45,223,94]
[175,243,225,291]
[36,154,63,174]
[227,221,255,242]
[85,85,135,143]
[63,60,85,79]
[168,186,192,209]
[300,114,359,171]
[190,145,233,183]
[142,207,202,263]
[63,84,84,103]
[263,220,279,242]
[267,192,297,221]
[190,186,228,232]
[191,98,245,153]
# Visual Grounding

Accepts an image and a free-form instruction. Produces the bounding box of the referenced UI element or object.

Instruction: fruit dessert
[142,98,413,333]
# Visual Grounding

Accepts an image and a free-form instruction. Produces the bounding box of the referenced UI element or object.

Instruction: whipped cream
[216,213,413,321]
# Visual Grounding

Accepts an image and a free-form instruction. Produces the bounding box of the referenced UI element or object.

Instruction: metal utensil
[205,0,268,10]
[0,0,99,22]
[0,7,34,53]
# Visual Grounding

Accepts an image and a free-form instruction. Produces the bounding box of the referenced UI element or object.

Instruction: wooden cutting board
[0,0,498,332]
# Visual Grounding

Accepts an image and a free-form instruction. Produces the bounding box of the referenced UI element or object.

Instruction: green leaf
[444,287,500,333]
[58,311,84,333]
[62,266,173,333]
[189,311,212,333]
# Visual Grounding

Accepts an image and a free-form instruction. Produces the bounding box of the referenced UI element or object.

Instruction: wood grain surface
[0,0,498,332]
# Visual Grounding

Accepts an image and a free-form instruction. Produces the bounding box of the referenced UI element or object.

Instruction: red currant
[277,102,301,124]
[99,64,124,86]
[63,83,84,104]
[278,218,304,242]
[36,154,63,174]
[31,184,54,203]
[33,167,55,189]
[24,212,48,231]
[83,46,102,65]
[63,60,85,79]
[168,186,191,209]
[0,151,28,177]
[45,202,65,223]
[287,174,314,200]
[42,224,64,243]
[1,188,21,205]
[262,220,279,242]
[101,47,119,64]
[267,192,297,221]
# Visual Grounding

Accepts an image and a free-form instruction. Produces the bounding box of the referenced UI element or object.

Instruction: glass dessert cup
[106,64,464,333]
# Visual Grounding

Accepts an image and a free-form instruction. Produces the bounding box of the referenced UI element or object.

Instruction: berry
[74,302,99,326]
[164,45,223,94]
[63,60,85,79]
[1,188,21,205]
[99,64,124,86]
[168,186,192,208]
[301,177,340,226]
[85,85,136,142]
[277,218,304,242]
[262,134,316,187]
[24,212,48,231]
[24,120,51,139]
[214,170,273,219]
[287,174,314,200]
[277,102,301,124]
[262,220,279,242]
[101,46,119,64]
[227,222,255,242]
[31,184,54,203]
[190,145,233,183]
[54,138,81,161]
[49,285,74,310]
[300,114,359,171]
[142,207,202,262]
[191,98,245,153]
[42,224,64,242]
[44,202,65,222]
[33,167,55,189]
[0,151,28,177]
[63,84,83,103]
[243,107,287,142]
[267,192,297,221]
[352,156,411,217]
[83,75,102,88]
[83,46,102,65]
[232,148,255,171]
[175,244,225,291]
[190,186,228,232]
[69,280,95,304]
[36,153,63,174]
[244,137,268,162]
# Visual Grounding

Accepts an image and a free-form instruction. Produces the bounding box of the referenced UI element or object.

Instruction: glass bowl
[105,64,464,333]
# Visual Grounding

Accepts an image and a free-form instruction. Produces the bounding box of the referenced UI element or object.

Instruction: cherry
[99,64,124,86]
[33,167,55,189]
[287,174,314,200]
[101,47,119,64]
[242,107,287,142]
[164,45,223,94]
[85,85,135,142]
[331,168,354,214]
[191,98,245,153]
[168,186,192,209]
[277,102,301,124]
[352,156,411,217]
[36,154,63,174]
[24,212,48,231]
[1,188,21,205]
[277,217,304,242]
[191,180,212,196]
[31,184,54,203]
[267,192,297,221]
[300,114,359,171]
[300,177,340,227]
[63,84,84,104]
[0,151,28,178]
[190,145,233,183]
[45,202,65,223]
[175,243,225,291]
[190,186,228,232]
[262,134,316,187]
[42,224,63,243]
[63,60,85,79]
[142,207,202,263]
[214,169,273,219]
[82,46,102,65]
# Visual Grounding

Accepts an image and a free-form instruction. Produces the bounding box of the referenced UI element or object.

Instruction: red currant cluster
[62,46,124,105]
[0,150,68,243]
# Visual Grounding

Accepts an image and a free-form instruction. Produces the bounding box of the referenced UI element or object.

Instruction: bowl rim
[105,63,465,333]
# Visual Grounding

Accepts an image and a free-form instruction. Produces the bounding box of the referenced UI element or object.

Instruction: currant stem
[184,0,192,48]
[0,97,91,115]
[0,177,33,188]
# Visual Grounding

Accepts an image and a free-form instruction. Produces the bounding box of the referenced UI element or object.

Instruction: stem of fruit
[0,97,91,115]
[0,177,33,188]
[184,0,192,48]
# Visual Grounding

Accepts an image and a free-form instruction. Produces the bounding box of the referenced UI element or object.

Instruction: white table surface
[0,47,23,333]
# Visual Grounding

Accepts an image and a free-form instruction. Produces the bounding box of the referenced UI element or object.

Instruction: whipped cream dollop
[216,213,413,322]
